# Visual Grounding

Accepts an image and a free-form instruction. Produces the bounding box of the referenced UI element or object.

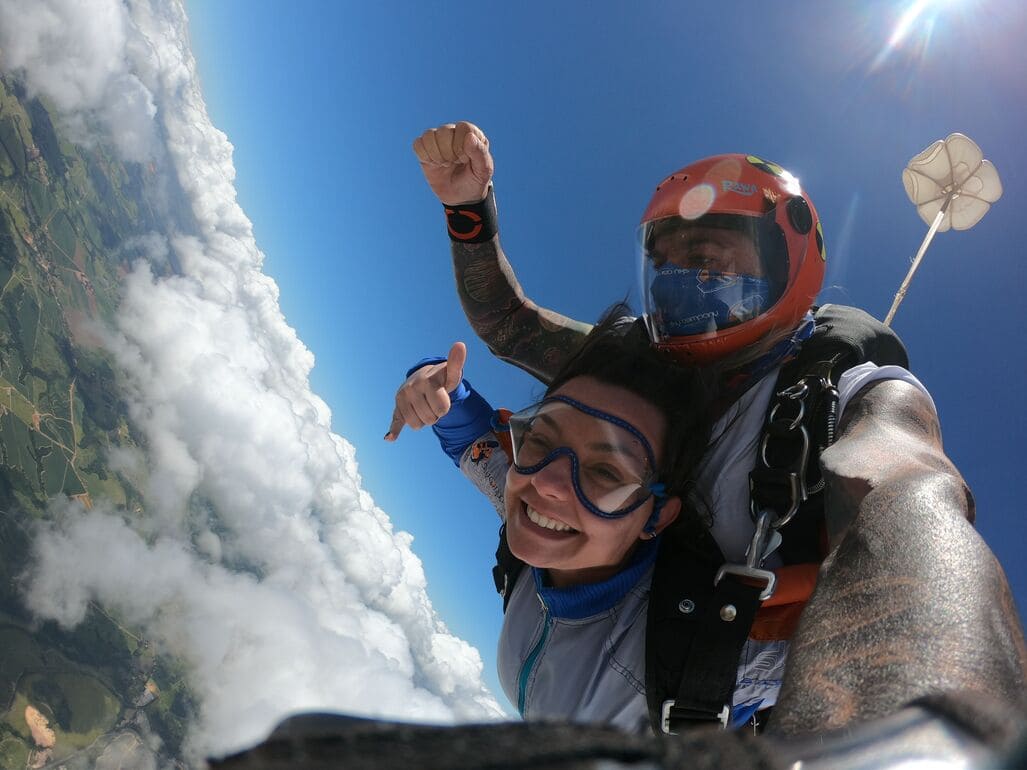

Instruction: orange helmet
[637,154,825,364]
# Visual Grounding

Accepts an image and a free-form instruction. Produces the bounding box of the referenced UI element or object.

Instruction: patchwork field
[0,75,192,766]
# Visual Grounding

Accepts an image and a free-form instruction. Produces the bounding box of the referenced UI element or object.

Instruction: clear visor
[508,396,659,518]
[637,213,785,341]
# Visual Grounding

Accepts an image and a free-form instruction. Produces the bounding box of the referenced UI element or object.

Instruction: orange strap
[494,408,513,458]
[749,562,819,641]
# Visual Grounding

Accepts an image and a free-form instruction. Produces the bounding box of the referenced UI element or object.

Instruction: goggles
[508,395,665,519]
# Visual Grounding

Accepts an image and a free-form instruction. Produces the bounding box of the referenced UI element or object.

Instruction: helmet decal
[815,221,826,262]
[746,155,786,177]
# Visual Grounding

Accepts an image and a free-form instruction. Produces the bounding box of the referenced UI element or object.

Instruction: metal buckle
[768,393,806,431]
[755,376,815,530]
[714,563,776,601]
[661,700,731,734]
[749,470,805,529]
[715,511,778,601]
[661,699,674,733]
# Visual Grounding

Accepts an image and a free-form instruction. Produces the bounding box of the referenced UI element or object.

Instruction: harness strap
[651,559,819,733]
[491,408,513,457]
[660,574,764,732]
[644,516,725,732]
[648,305,909,733]
[493,525,524,612]
[750,563,819,641]
[488,408,524,611]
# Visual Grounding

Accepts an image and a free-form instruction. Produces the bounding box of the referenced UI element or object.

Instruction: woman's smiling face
[503,376,680,587]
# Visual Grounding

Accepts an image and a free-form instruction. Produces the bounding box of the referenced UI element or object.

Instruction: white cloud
[117,233,172,267]
[27,502,460,759]
[0,0,127,108]
[0,0,159,161]
[1,0,504,758]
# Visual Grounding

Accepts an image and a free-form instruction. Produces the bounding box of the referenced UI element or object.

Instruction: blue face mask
[648,267,770,336]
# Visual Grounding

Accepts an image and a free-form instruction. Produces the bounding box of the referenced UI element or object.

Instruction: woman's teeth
[526,506,576,533]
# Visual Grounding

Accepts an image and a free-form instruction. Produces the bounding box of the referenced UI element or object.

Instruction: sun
[888,0,934,49]
[870,0,974,72]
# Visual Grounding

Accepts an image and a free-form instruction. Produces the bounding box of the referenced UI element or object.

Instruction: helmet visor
[508,395,659,518]
[637,211,791,341]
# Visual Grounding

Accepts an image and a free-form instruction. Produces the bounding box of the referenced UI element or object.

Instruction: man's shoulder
[807,304,909,371]
[836,363,936,420]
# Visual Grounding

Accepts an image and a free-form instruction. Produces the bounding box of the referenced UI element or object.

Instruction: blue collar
[532,538,660,620]
[722,312,816,397]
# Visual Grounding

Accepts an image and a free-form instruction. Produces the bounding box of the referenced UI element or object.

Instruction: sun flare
[870,0,967,71]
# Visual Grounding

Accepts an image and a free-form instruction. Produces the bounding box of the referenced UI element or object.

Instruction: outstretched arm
[413,122,591,384]
[386,341,512,518]
[771,379,1027,735]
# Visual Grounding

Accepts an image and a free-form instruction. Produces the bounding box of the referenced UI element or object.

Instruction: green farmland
[0,74,193,766]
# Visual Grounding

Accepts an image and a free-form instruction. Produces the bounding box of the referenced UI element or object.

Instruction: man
[409,122,1027,735]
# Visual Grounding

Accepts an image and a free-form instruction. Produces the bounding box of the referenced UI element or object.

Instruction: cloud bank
[0,0,159,161]
[1,0,503,758]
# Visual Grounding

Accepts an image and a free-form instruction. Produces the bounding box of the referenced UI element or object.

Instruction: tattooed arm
[451,238,591,383]
[413,122,591,384]
[770,379,1027,735]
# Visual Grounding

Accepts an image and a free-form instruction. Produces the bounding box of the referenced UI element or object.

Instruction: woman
[387,313,784,734]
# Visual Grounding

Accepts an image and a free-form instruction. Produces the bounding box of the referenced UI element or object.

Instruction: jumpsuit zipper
[517,593,551,716]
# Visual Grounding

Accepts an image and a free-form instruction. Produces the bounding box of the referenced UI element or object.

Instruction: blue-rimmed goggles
[508,395,666,520]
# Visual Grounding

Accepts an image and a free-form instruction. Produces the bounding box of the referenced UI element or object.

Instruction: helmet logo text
[721,180,756,196]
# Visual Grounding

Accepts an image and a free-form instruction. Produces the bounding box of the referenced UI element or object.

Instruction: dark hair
[544,304,717,506]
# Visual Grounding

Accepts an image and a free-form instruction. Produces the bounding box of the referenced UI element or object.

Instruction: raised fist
[412,122,494,206]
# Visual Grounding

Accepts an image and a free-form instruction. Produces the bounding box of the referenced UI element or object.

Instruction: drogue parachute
[883,133,1003,326]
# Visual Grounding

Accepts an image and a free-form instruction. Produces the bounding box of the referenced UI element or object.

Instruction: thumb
[384,406,405,442]
[444,341,467,393]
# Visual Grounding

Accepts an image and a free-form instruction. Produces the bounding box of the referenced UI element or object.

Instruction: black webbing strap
[659,575,764,732]
[751,304,909,564]
[645,305,910,733]
[493,525,525,613]
[645,517,736,733]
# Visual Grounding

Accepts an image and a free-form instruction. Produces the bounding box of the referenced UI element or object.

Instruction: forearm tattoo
[451,238,592,384]
[771,476,1027,735]
[770,382,1026,735]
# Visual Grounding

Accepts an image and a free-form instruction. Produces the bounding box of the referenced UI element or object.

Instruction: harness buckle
[714,563,777,601]
[661,699,730,734]
[754,376,815,529]
[715,510,778,600]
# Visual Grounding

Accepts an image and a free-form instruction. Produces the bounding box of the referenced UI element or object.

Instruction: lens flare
[870,0,959,71]
[678,183,715,220]
[889,0,933,49]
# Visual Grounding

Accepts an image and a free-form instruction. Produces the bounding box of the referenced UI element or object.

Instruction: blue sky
[186,0,1026,710]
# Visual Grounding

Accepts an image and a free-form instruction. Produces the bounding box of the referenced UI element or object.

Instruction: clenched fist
[412,122,494,206]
